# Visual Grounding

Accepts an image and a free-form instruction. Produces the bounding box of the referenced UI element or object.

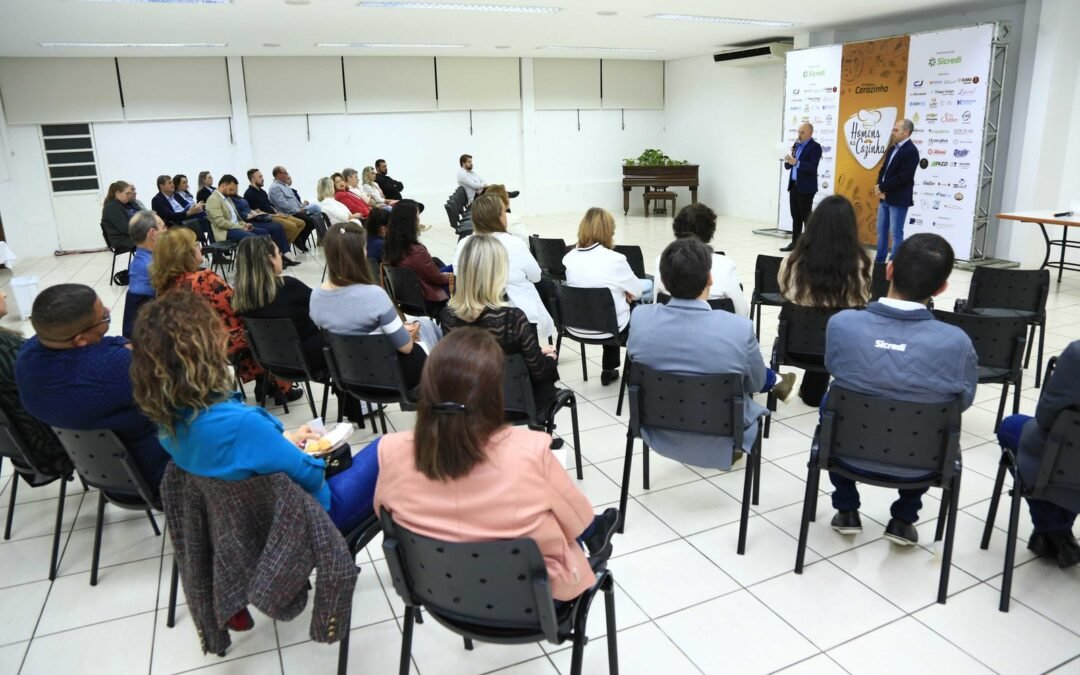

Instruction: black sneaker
[1048,531,1080,568]
[550,437,565,450]
[282,256,302,267]
[273,385,305,406]
[884,517,919,546]
[779,243,796,252]
[600,369,619,386]
[584,508,619,562]
[1027,531,1057,560]
[831,510,862,534]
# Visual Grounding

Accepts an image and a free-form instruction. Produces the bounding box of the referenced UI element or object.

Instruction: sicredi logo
[875,339,907,352]
[803,68,825,78]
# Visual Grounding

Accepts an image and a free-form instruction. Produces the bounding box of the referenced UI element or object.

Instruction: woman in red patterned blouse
[332,173,371,219]
[149,228,301,404]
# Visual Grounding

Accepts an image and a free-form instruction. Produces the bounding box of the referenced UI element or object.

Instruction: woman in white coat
[451,193,555,343]
[316,177,361,225]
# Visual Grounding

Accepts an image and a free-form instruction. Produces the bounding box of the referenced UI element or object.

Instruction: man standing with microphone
[874,119,919,262]
[781,122,822,252]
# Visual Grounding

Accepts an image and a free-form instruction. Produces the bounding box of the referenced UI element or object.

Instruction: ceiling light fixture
[536,45,657,54]
[40,41,227,48]
[358,2,560,14]
[79,0,232,4]
[649,13,795,28]
[316,42,468,48]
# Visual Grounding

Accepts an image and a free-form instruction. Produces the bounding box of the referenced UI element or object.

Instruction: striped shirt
[309,283,410,349]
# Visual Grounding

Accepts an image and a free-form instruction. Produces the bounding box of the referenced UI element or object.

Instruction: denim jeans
[875,202,909,263]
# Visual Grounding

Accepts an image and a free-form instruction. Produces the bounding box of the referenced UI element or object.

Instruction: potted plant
[622,149,689,167]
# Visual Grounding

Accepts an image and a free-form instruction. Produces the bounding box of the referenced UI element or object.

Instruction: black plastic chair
[932,310,1027,432]
[958,267,1050,387]
[749,255,786,340]
[50,427,163,586]
[322,332,416,434]
[367,256,384,290]
[530,236,568,282]
[383,265,434,318]
[980,362,1079,612]
[554,285,629,416]
[242,317,332,420]
[612,245,653,286]
[100,223,134,286]
[380,509,619,675]
[617,363,763,554]
[869,262,889,301]
[794,386,962,604]
[765,304,840,437]
[656,293,735,313]
[201,240,238,283]
[503,354,583,479]
[0,408,80,580]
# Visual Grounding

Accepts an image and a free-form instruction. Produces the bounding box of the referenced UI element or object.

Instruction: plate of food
[302,422,354,457]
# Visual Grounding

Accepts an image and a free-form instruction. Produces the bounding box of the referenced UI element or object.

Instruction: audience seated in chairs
[231,192,302,261]
[244,168,311,252]
[310,222,440,391]
[332,172,371,220]
[563,207,642,386]
[342,168,377,210]
[361,166,396,209]
[778,195,872,406]
[374,158,423,212]
[384,200,454,317]
[196,170,215,204]
[452,193,554,343]
[150,228,301,406]
[207,174,299,268]
[0,294,73,477]
[101,180,140,250]
[441,234,560,412]
[654,203,749,317]
[151,174,205,236]
[628,238,792,470]
[268,165,323,244]
[484,184,530,244]
[373,327,618,602]
[129,290,379,537]
[14,283,170,494]
[319,176,364,225]
[363,208,389,262]
[823,233,977,545]
[996,339,1080,567]
[122,210,165,338]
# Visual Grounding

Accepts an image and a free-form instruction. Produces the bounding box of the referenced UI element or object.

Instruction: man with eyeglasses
[15,283,170,494]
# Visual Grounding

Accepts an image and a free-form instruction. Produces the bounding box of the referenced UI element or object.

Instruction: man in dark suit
[874,118,920,263]
[780,123,822,252]
[150,174,206,242]
[376,158,424,212]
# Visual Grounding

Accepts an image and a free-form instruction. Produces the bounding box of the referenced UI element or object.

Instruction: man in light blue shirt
[122,210,164,337]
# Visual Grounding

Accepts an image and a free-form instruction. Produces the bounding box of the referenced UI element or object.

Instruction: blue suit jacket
[876,141,920,207]
[784,139,822,194]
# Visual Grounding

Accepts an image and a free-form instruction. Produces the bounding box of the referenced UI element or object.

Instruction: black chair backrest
[530,236,568,279]
[380,509,560,641]
[777,303,840,361]
[556,286,620,339]
[367,257,383,287]
[818,386,962,483]
[968,267,1050,314]
[656,293,735,313]
[626,362,746,448]
[869,262,889,301]
[382,265,429,317]
[51,427,160,506]
[242,316,319,379]
[444,202,459,230]
[1033,409,1080,495]
[503,354,539,426]
[613,245,647,279]
[322,331,411,401]
[0,406,48,475]
[753,255,784,298]
[932,310,1027,374]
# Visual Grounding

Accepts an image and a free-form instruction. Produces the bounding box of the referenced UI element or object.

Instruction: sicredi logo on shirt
[874,339,908,352]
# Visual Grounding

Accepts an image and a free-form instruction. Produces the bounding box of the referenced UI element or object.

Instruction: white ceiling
[0,0,1002,60]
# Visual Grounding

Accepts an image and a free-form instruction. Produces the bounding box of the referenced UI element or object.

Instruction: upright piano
[621,164,699,215]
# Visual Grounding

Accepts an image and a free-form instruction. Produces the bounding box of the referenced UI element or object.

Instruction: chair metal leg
[642,442,650,491]
[604,575,619,675]
[337,623,351,675]
[320,383,330,421]
[146,510,161,536]
[49,476,68,580]
[751,432,762,506]
[937,473,961,605]
[615,352,629,417]
[1000,481,1023,612]
[1011,376,1022,416]
[303,380,318,419]
[399,605,416,675]
[1024,323,1035,369]
[580,343,588,381]
[570,397,583,480]
[167,558,179,627]
[569,627,587,675]
[737,449,754,555]
[4,473,17,539]
[981,457,1008,549]
[617,435,634,533]
[934,489,948,542]
[754,303,762,342]
[795,466,819,573]
[413,607,423,624]
[378,405,389,435]
[90,492,106,586]
[1035,320,1046,388]
[463,638,474,651]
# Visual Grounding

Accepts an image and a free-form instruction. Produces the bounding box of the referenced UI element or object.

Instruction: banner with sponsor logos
[778,24,994,259]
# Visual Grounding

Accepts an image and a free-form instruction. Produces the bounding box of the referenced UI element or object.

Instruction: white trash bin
[10,276,39,320]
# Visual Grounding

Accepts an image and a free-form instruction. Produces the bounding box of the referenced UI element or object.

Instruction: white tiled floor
[1,209,1079,674]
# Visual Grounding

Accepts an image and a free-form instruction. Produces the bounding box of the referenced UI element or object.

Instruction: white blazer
[453,232,555,341]
[563,244,643,337]
[319,197,353,225]
[506,212,530,245]
[653,250,750,317]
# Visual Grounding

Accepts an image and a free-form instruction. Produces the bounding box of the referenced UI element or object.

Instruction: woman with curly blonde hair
[129,290,379,532]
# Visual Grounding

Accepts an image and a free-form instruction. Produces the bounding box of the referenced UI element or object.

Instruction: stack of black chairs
[444,187,472,238]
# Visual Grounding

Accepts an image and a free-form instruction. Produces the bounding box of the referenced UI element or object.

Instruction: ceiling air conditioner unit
[713,42,792,67]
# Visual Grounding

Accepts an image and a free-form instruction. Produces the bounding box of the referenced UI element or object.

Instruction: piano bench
[643,191,676,217]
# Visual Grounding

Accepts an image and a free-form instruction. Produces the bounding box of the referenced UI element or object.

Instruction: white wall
[664,55,784,223]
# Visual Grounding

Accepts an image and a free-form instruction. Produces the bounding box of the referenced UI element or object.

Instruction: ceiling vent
[713,42,791,67]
